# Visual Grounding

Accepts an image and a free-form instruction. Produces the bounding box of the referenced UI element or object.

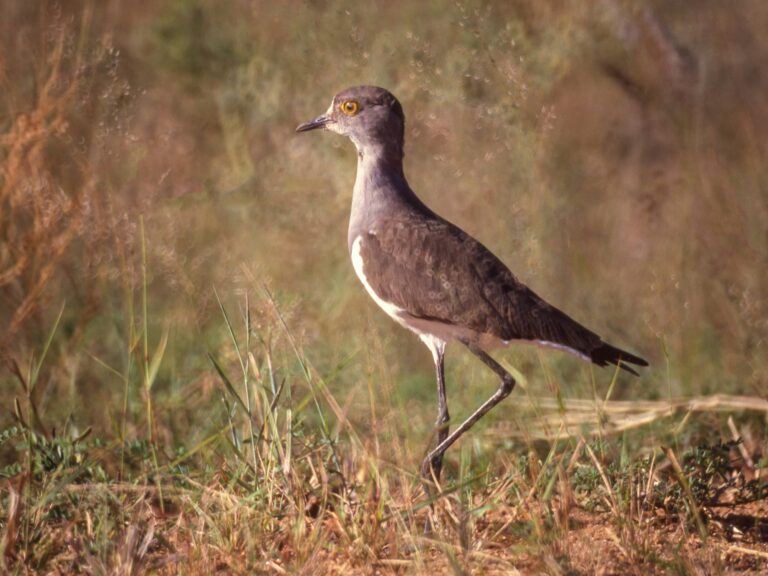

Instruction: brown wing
[358,217,648,373]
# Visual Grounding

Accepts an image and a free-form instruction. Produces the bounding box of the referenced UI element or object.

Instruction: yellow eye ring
[340,100,359,116]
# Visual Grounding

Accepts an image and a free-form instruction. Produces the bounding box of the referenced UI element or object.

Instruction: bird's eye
[340,100,359,116]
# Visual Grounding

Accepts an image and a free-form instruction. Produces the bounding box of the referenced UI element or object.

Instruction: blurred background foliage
[1,0,767,454]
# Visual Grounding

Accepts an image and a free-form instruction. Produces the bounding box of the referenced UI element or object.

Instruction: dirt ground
[256,498,768,575]
[393,500,768,575]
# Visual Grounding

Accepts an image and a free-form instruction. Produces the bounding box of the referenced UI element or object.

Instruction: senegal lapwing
[296,85,648,484]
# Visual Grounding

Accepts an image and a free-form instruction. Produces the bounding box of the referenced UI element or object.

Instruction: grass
[1,289,766,574]
[1,0,767,573]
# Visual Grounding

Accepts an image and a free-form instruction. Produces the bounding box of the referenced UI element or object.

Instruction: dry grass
[0,30,85,349]
[1,0,767,573]
[1,285,766,574]
[489,394,768,439]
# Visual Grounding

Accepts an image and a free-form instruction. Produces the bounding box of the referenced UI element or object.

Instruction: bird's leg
[424,340,516,473]
[420,344,449,483]
[420,341,449,534]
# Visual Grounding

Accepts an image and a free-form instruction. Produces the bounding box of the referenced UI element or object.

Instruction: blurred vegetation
[2,0,766,433]
[1,0,767,572]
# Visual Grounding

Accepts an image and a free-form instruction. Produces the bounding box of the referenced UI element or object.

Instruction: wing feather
[356,216,647,373]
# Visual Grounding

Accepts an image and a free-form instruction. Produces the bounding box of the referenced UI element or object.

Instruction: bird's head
[296,85,405,152]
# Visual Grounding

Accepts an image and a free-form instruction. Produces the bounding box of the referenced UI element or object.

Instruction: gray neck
[347,141,414,249]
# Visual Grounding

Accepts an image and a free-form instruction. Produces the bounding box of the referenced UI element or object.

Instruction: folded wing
[358,216,648,374]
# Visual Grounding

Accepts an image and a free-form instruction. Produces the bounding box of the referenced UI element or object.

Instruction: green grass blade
[208,353,248,413]
[30,300,65,390]
[146,324,169,391]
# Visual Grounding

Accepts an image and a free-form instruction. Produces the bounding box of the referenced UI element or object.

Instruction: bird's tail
[590,343,649,376]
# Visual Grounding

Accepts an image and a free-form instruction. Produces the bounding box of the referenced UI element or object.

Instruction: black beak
[296,114,332,133]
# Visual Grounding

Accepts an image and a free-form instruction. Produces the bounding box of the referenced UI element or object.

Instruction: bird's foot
[420,454,445,535]
[423,514,436,535]
[420,453,443,485]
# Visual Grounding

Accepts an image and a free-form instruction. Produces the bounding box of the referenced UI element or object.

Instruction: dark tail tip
[591,343,648,376]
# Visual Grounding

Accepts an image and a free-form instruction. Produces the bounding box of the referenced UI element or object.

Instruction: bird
[296,85,648,484]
